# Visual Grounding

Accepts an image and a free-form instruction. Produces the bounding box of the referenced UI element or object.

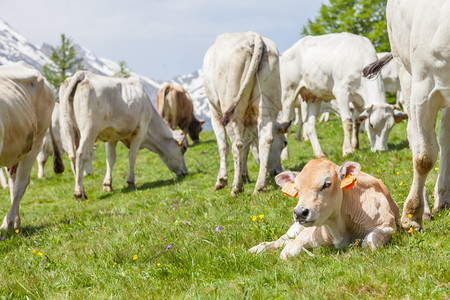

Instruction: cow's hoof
[253,186,267,195]
[103,185,113,192]
[422,212,432,222]
[401,216,422,232]
[74,192,87,201]
[242,174,250,183]
[127,182,136,189]
[230,187,243,197]
[214,178,228,190]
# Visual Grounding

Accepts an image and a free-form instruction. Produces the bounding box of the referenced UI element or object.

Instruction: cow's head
[275,159,361,227]
[268,121,292,175]
[188,118,205,144]
[356,104,407,152]
[162,129,188,176]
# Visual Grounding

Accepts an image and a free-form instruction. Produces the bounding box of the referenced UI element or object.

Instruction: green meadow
[0,116,448,299]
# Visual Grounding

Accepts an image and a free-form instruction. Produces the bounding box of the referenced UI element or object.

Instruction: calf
[249,158,399,259]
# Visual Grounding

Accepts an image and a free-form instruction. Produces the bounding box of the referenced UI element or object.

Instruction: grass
[0,116,448,299]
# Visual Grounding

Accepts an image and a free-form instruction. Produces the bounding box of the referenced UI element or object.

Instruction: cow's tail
[157,84,170,117]
[220,32,264,126]
[362,53,393,79]
[49,124,64,174]
[59,71,85,152]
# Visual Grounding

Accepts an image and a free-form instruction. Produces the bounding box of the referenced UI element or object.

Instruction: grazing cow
[36,102,95,178]
[280,32,406,158]
[59,71,188,200]
[0,62,63,230]
[203,31,290,196]
[363,0,450,230]
[249,158,399,259]
[157,83,205,143]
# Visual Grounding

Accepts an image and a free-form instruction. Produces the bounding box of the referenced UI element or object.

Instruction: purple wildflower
[118,212,121,216]
[214,226,222,232]
[228,240,232,245]
[1,236,6,241]
[165,244,171,251]
[41,261,46,265]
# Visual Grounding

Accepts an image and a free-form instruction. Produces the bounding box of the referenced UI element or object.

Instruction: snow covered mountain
[0,19,211,129]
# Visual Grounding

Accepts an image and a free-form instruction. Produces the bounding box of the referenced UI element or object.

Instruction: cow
[249,158,399,259]
[156,83,205,143]
[36,102,96,179]
[280,32,406,158]
[203,31,290,196]
[0,62,63,230]
[363,0,450,230]
[59,71,188,200]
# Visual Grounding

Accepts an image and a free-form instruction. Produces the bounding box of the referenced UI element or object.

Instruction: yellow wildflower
[32,249,37,254]
[396,171,399,175]
[157,263,161,267]
[103,226,106,230]
[259,214,264,220]
[38,252,43,256]
[407,214,412,218]
[113,262,117,266]
[408,227,413,233]
[251,216,257,221]
[132,254,138,261]
[400,181,403,186]
[119,163,122,167]
[377,170,380,173]
[435,167,439,171]
[15,229,19,234]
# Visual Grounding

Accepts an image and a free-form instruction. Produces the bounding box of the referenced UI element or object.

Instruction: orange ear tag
[340,174,357,191]
[177,140,182,146]
[282,182,298,197]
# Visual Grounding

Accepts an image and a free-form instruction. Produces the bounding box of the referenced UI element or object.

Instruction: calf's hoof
[422,212,432,222]
[401,215,422,232]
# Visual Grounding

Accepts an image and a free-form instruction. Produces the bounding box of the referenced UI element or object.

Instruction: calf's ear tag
[340,174,357,191]
[282,182,298,197]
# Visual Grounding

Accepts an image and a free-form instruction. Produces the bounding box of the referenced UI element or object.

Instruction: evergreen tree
[43,34,83,93]
[114,60,131,78]
[302,0,389,52]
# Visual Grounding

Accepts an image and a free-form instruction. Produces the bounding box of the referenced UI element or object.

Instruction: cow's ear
[274,170,299,188]
[275,121,292,134]
[393,109,408,123]
[337,161,361,181]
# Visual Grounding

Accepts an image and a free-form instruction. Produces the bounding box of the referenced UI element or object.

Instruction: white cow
[280,32,406,158]
[0,62,63,230]
[59,71,188,200]
[203,32,290,196]
[249,158,399,259]
[36,102,95,179]
[363,0,450,230]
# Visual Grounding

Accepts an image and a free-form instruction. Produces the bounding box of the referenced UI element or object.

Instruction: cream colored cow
[249,159,399,259]
[0,62,63,230]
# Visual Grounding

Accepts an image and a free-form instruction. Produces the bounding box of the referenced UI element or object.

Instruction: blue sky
[1,0,325,80]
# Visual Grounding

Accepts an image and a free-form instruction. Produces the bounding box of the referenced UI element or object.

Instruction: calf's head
[188,118,205,143]
[357,104,407,152]
[275,159,361,227]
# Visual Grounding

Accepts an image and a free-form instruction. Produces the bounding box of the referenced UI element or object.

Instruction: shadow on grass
[388,139,409,151]
[118,174,188,194]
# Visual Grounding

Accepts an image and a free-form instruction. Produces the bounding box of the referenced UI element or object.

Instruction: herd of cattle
[0,0,448,259]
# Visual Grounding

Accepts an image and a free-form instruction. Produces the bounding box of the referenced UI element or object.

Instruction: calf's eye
[320,182,332,191]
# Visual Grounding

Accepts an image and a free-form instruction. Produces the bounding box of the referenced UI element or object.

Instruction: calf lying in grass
[249,158,399,259]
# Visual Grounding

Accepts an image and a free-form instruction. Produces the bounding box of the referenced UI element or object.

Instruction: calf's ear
[274,170,299,188]
[337,161,361,181]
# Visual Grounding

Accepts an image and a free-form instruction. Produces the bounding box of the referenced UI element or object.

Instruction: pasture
[0,116,448,299]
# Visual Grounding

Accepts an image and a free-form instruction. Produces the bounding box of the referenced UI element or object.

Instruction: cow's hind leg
[228,125,248,196]
[401,83,440,231]
[304,100,325,158]
[74,133,97,200]
[103,141,118,192]
[362,226,395,249]
[433,108,450,213]
[211,114,229,190]
[0,138,43,230]
[254,116,274,194]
